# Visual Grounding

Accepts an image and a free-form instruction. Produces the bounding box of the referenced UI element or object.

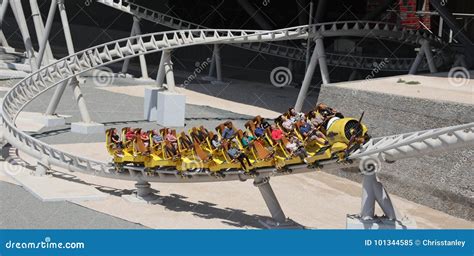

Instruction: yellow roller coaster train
[106,104,370,176]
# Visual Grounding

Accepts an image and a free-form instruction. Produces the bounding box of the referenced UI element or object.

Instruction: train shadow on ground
[49,170,275,229]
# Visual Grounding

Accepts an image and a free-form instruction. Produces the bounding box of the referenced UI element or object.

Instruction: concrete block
[157,91,185,127]
[71,122,105,134]
[346,214,417,229]
[144,87,161,121]
[34,115,66,127]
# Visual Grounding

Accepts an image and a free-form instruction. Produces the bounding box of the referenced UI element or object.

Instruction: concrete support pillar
[421,40,437,73]
[37,0,57,68]
[360,174,398,220]
[253,176,287,224]
[0,0,10,48]
[29,0,54,64]
[294,40,320,112]
[10,0,38,70]
[315,35,330,85]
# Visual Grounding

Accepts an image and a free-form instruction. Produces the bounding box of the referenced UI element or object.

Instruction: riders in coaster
[271,124,284,142]
[110,129,124,157]
[285,136,309,162]
[288,107,305,123]
[227,145,253,168]
[221,121,235,140]
[281,116,294,132]
[241,131,255,148]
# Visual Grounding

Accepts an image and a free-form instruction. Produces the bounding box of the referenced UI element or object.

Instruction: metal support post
[37,0,57,68]
[360,173,398,220]
[29,0,53,64]
[122,16,149,78]
[0,0,10,48]
[10,0,37,70]
[45,0,92,124]
[214,44,223,82]
[294,40,320,112]
[163,50,176,91]
[421,40,437,73]
[253,176,287,225]
[208,47,216,77]
[236,0,272,30]
[408,45,425,75]
[315,35,330,85]
[305,1,314,70]
[155,51,167,88]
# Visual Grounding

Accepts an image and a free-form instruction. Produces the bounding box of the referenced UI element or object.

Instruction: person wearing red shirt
[271,124,284,142]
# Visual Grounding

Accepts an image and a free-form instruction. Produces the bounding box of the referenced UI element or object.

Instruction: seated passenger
[286,136,308,161]
[288,107,305,122]
[211,134,222,150]
[316,103,343,120]
[125,128,135,141]
[179,133,193,149]
[299,121,328,143]
[271,124,284,142]
[221,122,235,140]
[308,110,325,128]
[151,130,163,145]
[140,131,150,149]
[299,121,313,138]
[227,146,252,168]
[165,130,178,156]
[260,118,271,130]
[110,129,123,156]
[254,126,265,137]
[241,132,255,148]
[281,116,294,131]
[191,127,206,143]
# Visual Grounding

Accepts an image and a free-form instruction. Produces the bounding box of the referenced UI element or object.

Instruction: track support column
[253,176,302,229]
[29,0,54,64]
[346,156,415,229]
[10,0,38,70]
[421,40,437,73]
[315,35,330,85]
[122,179,162,204]
[36,0,57,67]
[0,0,10,48]
[122,16,149,78]
[294,37,320,112]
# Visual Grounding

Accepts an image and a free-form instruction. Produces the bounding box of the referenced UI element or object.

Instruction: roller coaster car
[106,109,369,175]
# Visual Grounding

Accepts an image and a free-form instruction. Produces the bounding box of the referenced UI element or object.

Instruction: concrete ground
[0,71,472,229]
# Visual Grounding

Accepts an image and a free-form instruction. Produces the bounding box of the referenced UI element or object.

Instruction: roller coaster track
[97,0,447,72]
[1,26,472,184]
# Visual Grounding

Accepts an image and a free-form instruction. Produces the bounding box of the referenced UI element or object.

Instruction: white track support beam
[236,0,272,30]
[214,44,223,82]
[253,176,287,225]
[37,0,57,68]
[155,51,166,88]
[45,0,92,125]
[294,39,320,112]
[0,0,10,48]
[409,45,426,75]
[163,50,176,91]
[207,46,216,77]
[122,16,149,78]
[422,40,437,73]
[360,173,398,220]
[29,0,53,64]
[10,0,37,70]
[315,35,330,85]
